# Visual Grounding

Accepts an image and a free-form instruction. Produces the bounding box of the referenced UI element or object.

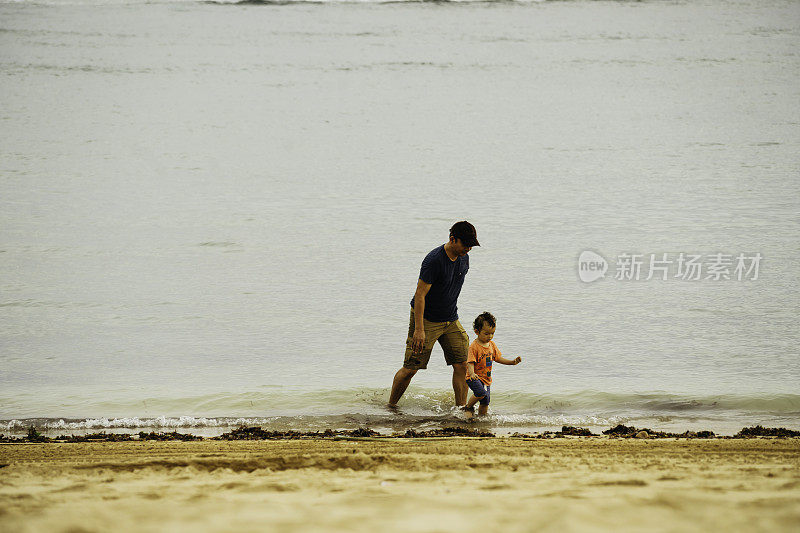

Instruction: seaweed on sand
[734,426,800,438]
[603,424,639,437]
[555,426,597,436]
[55,432,135,442]
[602,425,717,439]
[138,431,202,441]
[214,427,380,440]
[396,427,495,438]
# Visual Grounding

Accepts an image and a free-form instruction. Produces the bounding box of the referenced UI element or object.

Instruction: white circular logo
[578,250,608,283]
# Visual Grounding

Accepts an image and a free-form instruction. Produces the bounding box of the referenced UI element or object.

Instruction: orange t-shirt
[467,340,501,386]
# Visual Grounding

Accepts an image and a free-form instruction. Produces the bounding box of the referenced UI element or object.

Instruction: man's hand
[411,329,426,354]
[513,356,522,365]
[411,279,432,355]
[468,372,479,381]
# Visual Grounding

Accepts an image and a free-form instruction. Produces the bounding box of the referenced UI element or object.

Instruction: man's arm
[496,356,522,365]
[411,279,432,354]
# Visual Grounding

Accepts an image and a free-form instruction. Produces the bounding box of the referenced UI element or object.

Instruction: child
[463,312,521,419]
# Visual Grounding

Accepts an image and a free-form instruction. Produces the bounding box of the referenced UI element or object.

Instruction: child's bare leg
[463,394,481,419]
[465,394,480,410]
[477,404,488,417]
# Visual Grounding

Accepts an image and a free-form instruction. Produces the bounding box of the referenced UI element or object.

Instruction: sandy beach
[1,437,798,533]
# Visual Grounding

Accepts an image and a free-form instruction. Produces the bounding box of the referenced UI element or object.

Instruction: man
[388,221,480,408]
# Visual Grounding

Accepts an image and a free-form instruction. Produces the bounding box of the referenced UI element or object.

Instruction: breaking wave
[2,389,798,436]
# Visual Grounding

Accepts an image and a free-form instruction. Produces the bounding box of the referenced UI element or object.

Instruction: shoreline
[2,437,799,532]
[2,424,799,444]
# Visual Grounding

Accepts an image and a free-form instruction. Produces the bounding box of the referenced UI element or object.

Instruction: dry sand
[1,437,799,532]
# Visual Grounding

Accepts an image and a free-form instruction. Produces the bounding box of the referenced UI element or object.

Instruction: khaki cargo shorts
[403,309,469,370]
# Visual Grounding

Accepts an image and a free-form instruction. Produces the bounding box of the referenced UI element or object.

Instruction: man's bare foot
[387,403,399,412]
[462,406,474,420]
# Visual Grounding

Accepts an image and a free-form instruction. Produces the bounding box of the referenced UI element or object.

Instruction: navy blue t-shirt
[409,245,469,322]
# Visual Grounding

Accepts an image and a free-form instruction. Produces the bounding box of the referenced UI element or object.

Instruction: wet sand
[1,438,799,532]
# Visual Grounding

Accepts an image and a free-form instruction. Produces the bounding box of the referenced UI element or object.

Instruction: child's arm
[496,355,522,365]
[467,362,479,380]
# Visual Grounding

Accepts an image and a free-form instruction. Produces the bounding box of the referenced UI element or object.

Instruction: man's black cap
[450,221,480,247]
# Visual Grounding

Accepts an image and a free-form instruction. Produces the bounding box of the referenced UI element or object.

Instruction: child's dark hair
[473,312,496,332]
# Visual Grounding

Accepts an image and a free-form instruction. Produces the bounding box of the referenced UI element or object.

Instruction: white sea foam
[0,416,277,432]
[490,413,625,427]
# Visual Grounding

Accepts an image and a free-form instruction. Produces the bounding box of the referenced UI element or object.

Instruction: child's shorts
[466,379,490,405]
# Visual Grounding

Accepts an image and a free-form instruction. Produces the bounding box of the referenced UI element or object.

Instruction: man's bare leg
[451,362,468,406]
[388,367,417,407]
[477,404,488,417]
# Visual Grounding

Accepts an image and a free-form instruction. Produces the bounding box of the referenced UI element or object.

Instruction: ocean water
[1,0,799,436]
